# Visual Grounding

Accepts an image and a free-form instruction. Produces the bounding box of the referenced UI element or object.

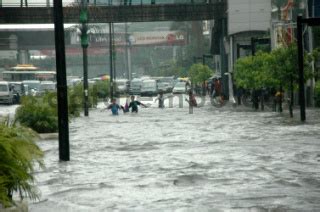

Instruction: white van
[115,79,129,94]
[141,79,158,97]
[40,81,56,93]
[23,80,41,96]
[129,78,143,95]
[0,81,14,104]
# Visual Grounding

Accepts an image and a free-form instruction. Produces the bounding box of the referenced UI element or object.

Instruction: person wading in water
[128,95,147,113]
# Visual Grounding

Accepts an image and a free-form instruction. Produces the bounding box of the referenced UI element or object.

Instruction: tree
[314,27,320,49]
[234,43,313,114]
[235,44,312,90]
[315,80,320,107]
[270,44,312,89]
[234,52,277,90]
[0,123,43,207]
[310,48,320,81]
[188,63,214,95]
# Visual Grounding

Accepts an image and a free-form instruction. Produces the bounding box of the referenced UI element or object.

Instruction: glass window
[0,85,8,92]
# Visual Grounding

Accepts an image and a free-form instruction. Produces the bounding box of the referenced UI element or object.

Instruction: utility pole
[128,41,132,81]
[296,15,320,121]
[53,0,70,161]
[112,23,116,81]
[80,0,89,116]
[109,23,114,100]
[124,23,129,79]
[297,15,306,121]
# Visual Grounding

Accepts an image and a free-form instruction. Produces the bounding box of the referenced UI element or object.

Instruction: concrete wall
[228,0,271,36]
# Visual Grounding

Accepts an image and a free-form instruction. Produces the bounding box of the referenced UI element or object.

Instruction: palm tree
[0,121,43,208]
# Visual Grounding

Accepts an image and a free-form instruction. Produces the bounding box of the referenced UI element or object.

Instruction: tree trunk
[289,76,294,118]
[260,89,264,111]
[279,84,283,113]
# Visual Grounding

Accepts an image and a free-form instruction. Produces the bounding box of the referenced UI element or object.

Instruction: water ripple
[29,101,320,211]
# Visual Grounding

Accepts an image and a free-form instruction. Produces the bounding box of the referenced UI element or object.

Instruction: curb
[39,133,58,140]
[0,201,28,212]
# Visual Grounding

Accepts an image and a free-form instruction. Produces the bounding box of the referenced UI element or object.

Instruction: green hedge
[15,81,110,133]
[15,95,58,133]
[315,81,320,107]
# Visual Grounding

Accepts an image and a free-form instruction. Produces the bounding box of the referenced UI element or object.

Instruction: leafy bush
[69,83,99,108]
[15,81,110,133]
[94,80,110,99]
[188,63,214,85]
[68,80,110,109]
[0,123,43,208]
[315,81,320,107]
[15,96,58,133]
[234,44,313,90]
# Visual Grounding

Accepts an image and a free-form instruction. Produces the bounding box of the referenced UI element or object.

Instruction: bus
[2,64,56,82]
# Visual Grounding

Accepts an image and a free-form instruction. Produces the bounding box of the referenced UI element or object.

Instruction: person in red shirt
[185,90,197,107]
[214,79,221,97]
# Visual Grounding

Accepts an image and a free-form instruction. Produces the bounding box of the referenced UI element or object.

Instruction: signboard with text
[71,31,186,47]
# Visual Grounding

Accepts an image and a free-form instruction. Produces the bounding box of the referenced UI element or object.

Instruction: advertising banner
[71,31,186,47]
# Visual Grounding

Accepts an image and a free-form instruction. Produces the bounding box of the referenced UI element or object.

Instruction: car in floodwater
[157,76,175,92]
[115,79,129,94]
[23,80,41,96]
[40,81,56,93]
[157,82,170,93]
[173,81,187,94]
[8,82,26,104]
[141,79,158,97]
[0,81,14,104]
[129,78,143,95]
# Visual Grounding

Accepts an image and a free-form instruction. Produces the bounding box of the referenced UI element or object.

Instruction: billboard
[71,31,186,47]
[129,31,185,46]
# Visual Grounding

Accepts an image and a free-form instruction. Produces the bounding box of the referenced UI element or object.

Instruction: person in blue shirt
[107,98,122,115]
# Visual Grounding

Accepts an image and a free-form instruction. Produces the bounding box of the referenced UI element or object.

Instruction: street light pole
[128,43,132,81]
[112,22,116,82]
[297,15,306,121]
[80,0,89,116]
[109,22,114,100]
[53,0,70,161]
[124,23,129,79]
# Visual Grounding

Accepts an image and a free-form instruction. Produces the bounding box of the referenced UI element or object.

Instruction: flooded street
[28,98,320,211]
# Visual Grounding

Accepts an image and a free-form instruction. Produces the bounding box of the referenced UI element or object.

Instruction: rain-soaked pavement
[9,96,319,212]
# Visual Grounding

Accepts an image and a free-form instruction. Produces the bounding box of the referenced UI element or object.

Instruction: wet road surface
[8,97,319,212]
